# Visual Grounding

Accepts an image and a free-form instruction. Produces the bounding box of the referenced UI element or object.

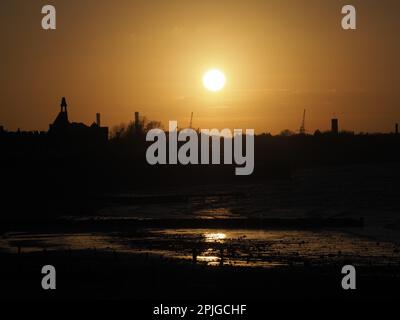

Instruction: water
[2,165,400,268]
[1,228,399,268]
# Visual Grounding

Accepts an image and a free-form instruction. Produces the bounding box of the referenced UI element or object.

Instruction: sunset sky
[1,0,399,134]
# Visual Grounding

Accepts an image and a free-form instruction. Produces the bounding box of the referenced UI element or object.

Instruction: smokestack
[135,112,140,131]
[396,123,399,135]
[96,113,101,127]
[331,118,339,134]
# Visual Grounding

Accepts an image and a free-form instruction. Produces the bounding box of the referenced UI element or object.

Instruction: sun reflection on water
[204,232,226,242]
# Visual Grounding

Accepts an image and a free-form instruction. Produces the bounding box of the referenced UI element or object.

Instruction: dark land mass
[1,131,400,220]
[1,250,399,301]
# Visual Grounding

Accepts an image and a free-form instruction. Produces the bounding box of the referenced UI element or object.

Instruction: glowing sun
[203,69,226,92]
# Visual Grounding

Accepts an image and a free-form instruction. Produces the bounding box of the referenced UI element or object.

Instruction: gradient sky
[1,0,399,134]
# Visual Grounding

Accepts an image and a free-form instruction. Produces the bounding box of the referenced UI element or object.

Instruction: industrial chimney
[96,113,101,127]
[396,123,399,135]
[134,112,140,132]
[331,118,339,134]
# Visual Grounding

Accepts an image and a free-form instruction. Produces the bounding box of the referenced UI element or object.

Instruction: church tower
[49,97,70,132]
[61,97,68,113]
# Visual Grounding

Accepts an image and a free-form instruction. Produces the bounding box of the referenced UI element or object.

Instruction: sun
[203,69,226,92]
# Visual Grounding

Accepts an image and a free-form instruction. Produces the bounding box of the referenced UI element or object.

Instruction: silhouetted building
[49,97,108,143]
[49,97,69,134]
[331,118,339,134]
[396,123,399,135]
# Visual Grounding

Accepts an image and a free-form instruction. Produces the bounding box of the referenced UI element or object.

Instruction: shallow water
[1,228,399,268]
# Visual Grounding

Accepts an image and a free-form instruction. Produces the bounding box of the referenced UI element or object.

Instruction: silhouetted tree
[110,117,163,140]
[314,129,322,136]
[279,129,295,136]
[110,123,127,139]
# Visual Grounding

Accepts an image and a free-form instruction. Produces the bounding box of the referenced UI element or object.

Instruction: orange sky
[1,0,400,134]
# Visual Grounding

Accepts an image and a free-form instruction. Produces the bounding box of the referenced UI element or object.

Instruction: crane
[299,109,306,135]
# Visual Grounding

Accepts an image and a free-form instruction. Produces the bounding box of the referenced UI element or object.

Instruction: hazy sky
[1,0,399,133]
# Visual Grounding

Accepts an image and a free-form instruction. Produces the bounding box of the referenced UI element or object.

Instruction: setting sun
[202,69,226,92]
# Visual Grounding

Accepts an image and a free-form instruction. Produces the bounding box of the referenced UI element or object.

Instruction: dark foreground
[1,249,399,301]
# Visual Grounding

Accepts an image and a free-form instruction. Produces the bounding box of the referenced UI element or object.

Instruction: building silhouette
[48,97,108,143]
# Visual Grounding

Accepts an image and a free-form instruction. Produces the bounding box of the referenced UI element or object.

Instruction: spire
[61,97,67,112]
